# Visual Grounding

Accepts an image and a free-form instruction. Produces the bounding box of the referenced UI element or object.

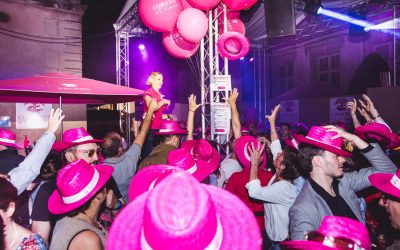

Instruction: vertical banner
[329,96,353,125]
[211,103,231,134]
[16,103,52,129]
[280,100,299,124]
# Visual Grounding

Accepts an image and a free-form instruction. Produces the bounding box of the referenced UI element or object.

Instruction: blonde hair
[146,72,163,86]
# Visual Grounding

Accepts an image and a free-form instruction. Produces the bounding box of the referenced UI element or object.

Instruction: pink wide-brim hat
[107,172,262,250]
[48,159,113,214]
[154,120,188,135]
[281,216,370,250]
[128,164,185,202]
[235,135,267,169]
[0,129,23,149]
[293,126,351,157]
[355,122,400,150]
[369,168,400,199]
[52,127,104,152]
[181,139,220,177]
[167,148,210,181]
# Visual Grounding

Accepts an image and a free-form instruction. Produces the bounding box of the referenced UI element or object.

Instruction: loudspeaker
[265,0,296,37]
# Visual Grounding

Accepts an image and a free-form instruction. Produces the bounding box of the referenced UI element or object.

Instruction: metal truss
[200,4,231,151]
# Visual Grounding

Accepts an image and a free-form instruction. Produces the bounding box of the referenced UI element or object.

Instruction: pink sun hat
[128,164,185,202]
[181,139,220,175]
[293,126,352,157]
[0,129,23,149]
[52,127,104,152]
[167,148,210,181]
[48,159,113,214]
[281,216,370,250]
[369,168,400,200]
[235,135,267,169]
[108,172,262,250]
[355,122,400,150]
[154,120,187,135]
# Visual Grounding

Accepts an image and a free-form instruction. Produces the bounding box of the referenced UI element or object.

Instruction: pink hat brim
[293,134,352,158]
[154,129,188,135]
[52,139,105,152]
[128,165,185,202]
[48,164,113,214]
[195,148,220,181]
[355,124,400,149]
[369,173,400,199]
[0,141,23,149]
[107,185,262,250]
[236,136,267,169]
[280,240,334,250]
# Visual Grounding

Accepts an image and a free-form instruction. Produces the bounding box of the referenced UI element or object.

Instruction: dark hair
[297,143,325,176]
[101,132,122,158]
[66,185,106,217]
[0,215,4,250]
[40,152,62,180]
[281,123,291,130]
[280,148,301,180]
[160,135,175,144]
[0,178,18,211]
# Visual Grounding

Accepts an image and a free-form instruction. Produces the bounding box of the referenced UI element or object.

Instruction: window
[318,54,340,88]
[272,64,294,98]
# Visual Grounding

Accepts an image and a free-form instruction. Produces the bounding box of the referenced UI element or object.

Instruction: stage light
[240,57,245,60]
[249,57,254,62]
[365,18,400,31]
[138,44,145,50]
[317,7,374,29]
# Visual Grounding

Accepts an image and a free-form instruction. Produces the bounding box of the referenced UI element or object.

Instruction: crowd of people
[1,72,400,250]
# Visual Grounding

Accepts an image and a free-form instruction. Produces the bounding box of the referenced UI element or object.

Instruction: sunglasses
[307,231,365,250]
[76,148,101,157]
[381,193,400,204]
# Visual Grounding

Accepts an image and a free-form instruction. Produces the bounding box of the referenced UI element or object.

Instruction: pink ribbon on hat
[72,135,95,143]
[0,138,17,144]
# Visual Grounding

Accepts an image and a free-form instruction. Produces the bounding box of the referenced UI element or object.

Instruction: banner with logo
[329,96,353,125]
[16,103,52,129]
[280,100,299,124]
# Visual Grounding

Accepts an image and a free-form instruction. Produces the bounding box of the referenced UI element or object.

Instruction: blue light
[240,57,245,60]
[317,7,374,29]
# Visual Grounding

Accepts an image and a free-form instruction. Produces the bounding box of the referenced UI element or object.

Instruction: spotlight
[249,57,254,62]
[138,44,145,50]
[317,7,374,29]
[365,18,400,31]
[240,57,245,60]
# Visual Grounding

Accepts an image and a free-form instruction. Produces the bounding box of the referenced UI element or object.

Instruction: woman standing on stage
[142,72,171,158]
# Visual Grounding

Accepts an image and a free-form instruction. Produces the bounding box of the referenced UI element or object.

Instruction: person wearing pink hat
[49,159,114,250]
[289,125,397,240]
[281,216,371,250]
[107,171,262,250]
[369,168,400,249]
[0,128,25,175]
[137,95,199,171]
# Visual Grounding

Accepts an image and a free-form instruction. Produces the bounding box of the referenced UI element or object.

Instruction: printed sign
[211,103,231,134]
[329,96,354,125]
[16,103,52,129]
[210,75,232,91]
[280,100,299,124]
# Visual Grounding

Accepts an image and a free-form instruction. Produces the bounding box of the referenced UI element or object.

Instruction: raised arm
[9,108,64,194]
[266,105,282,160]
[186,94,201,140]
[359,94,388,127]
[347,98,361,128]
[226,88,241,139]
[134,99,158,147]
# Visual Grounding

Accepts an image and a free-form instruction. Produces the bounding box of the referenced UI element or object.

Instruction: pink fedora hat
[52,127,104,152]
[108,172,262,250]
[235,135,267,169]
[181,139,220,177]
[128,164,185,202]
[167,148,208,181]
[281,216,370,250]
[154,120,188,135]
[48,159,113,214]
[369,168,400,199]
[0,129,23,149]
[293,126,352,157]
[355,122,400,150]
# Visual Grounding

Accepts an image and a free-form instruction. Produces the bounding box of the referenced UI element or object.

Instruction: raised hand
[188,94,201,112]
[47,108,64,134]
[249,142,265,167]
[266,105,280,124]
[361,94,379,118]
[346,99,357,116]
[225,88,239,106]
[324,125,368,150]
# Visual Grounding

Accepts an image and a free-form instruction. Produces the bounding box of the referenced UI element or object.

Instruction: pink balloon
[162,28,200,58]
[180,0,193,9]
[139,0,183,32]
[217,31,250,60]
[222,0,258,11]
[219,18,246,35]
[177,8,209,43]
[187,0,221,10]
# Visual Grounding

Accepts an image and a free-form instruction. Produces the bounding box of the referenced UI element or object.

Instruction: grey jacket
[289,144,397,240]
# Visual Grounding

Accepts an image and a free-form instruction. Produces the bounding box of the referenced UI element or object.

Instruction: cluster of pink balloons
[138,0,256,59]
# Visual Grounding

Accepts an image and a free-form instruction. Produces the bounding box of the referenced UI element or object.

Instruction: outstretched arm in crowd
[134,99,159,147]
[9,108,64,194]
[359,94,389,128]
[186,94,201,140]
[347,98,361,128]
[226,88,241,139]
[266,105,282,160]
